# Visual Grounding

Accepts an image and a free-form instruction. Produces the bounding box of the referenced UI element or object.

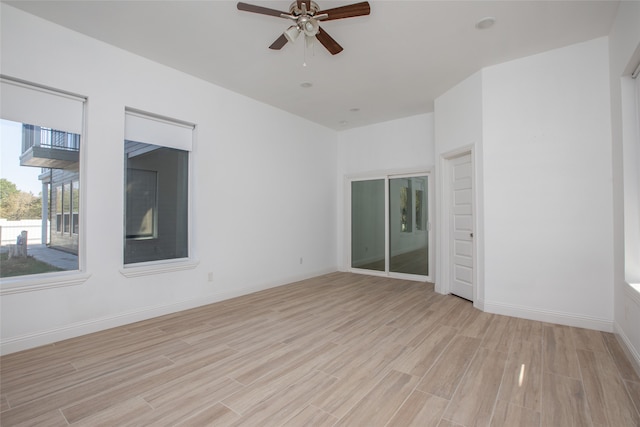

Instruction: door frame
[346,169,434,283]
[438,146,483,308]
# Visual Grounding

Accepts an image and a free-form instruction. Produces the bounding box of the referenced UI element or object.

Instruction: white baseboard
[614,321,640,378]
[484,300,639,377]
[0,268,336,355]
[483,300,614,332]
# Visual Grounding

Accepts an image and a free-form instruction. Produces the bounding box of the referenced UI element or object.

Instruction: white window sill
[0,271,91,295]
[120,258,199,278]
[626,282,640,306]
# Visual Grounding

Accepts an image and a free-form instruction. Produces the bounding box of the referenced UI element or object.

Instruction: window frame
[625,67,640,295]
[120,108,198,277]
[0,76,89,295]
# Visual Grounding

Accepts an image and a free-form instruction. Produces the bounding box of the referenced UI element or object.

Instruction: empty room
[1,1,639,426]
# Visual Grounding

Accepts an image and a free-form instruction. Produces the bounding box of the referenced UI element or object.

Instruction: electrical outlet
[208,272,213,282]
[299,257,303,265]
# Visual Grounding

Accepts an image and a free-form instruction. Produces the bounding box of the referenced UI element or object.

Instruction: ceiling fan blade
[269,34,289,50]
[317,1,370,21]
[316,27,343,55]
[237,2,287,17]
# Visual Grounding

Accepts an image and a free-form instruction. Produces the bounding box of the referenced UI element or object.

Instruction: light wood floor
[1,272,639,426]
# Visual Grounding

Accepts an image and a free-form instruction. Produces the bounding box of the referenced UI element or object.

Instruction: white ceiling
[5,0,620,130]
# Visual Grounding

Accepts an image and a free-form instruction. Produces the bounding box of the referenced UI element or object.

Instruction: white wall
[434,72,484,155]
[481,37,614,330]
[0,4,338,354]
[434,38,615,331]
[337,114,435,176]
[608,0,640,371]
[336,114,435,271]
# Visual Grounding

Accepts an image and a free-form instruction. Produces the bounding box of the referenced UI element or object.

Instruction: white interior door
[450,153,474,300]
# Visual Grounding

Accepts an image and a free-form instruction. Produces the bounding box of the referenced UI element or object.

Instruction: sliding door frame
[346,169,434,283]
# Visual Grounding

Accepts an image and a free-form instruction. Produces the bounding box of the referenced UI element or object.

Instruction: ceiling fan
[237,1,370,55]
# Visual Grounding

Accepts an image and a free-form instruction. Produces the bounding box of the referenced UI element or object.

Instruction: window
[62,182,71,233]
[125,168,158,239]
[55,185,63,232]
[123,109,193,266]
[72,180,79,235]
[625,64,640,289]
[0,76,84,283]
[51,179,79,236]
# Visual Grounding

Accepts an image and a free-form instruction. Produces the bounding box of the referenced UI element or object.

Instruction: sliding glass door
[351,179,385,271]
[350,173,431,280]
[389,176,429,276]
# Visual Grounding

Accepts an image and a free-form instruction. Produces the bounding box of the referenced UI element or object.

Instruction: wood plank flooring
[1,272,639,426]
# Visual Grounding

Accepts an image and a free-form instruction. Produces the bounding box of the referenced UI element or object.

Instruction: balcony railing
[22,125,80,153]
[20,125,80,169]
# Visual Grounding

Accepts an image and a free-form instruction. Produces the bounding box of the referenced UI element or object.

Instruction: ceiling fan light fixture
[300,16,319,36]
[284,25,301,42]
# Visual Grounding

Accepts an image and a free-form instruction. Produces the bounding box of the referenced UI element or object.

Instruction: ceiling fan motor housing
[289,1,321,16]
[289,1,321,36]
